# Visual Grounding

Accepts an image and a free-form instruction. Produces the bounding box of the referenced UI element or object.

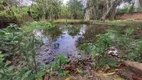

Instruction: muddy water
[35,24,109,64]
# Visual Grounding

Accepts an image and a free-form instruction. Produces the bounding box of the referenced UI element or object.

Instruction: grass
[54,19,142,27]
[23,21,55,32]
[54,19,90,24]
[90,19,142,25]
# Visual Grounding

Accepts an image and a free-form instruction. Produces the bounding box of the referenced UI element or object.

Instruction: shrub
[0,24,42,80]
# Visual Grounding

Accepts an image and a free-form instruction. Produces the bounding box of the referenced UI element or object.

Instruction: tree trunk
[101,5,113,21]
[85,7,95,20]
[101,0,122,21]
[109,8,117,20]
[109,2,118,20]
[85,8,90,20]
[140,0,142,6]
[129,2,135,13]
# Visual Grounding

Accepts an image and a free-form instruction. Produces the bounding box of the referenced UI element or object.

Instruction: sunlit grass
[54,19,90,24]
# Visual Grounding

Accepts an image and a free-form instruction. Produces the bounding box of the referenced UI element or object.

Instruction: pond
[35,24,110,64]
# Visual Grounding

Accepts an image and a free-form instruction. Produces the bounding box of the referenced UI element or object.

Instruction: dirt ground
[116,12,142,20]
[42,61,142,80]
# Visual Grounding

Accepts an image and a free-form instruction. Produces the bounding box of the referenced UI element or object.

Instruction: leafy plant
[99,58,117,67]
[0,24,44,80]
[49,54,69,76]
[79,28,137,68]
[0,51,35,80]
[24,21,55,32]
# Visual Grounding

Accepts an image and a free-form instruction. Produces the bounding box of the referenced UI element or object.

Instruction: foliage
[59,5,71,19]
[136,7,142,12]
[67,0,84,19]
[127,40,142,61]
[34,54,69,77]
[30,5,42,20]
[99,58,117,67]
[31,0,84,20]
[0,24,43,80]
[79,26,142,67]
[0,0,31,23]
[0,22,70,79]
[49,54,69,76]
[68,25,81,37]
[0,52,34,80]
[0,24,24,54]
[117,5,131,14]
[32,0,62,20]
[24,21,55,32]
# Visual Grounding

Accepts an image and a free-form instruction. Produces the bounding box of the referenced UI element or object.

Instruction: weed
[0,24,43,80]
[79,27,141,68]
[49,54,69,76]
[24,21,55,32]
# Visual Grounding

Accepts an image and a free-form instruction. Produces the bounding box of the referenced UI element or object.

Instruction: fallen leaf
[65,77,72,80]
[101,72,116,76]
[114,77,124,80]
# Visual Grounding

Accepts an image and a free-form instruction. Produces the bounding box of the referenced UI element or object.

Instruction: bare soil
[116,12,142,20]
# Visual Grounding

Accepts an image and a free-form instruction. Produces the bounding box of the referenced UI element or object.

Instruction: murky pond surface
[35,24,109,64]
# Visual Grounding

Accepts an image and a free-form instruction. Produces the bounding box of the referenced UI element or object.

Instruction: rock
[117,69,133,80]
[107,46,118,56]
[37,44,55,65]
[124,61,142,76]
[117,61,142,80]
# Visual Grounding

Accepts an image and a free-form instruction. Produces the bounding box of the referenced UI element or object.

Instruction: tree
[101,0,123,21]
[136,0,142,11]
[86,0,123,20]
[60,5,70,19]
[67,0,84,19]
[32,0,62,20]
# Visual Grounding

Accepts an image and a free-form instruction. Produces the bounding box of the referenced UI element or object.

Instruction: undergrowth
[0,23,69,80]
[1,22,142,80]
[23,21,55,32]
[79,26,142,67]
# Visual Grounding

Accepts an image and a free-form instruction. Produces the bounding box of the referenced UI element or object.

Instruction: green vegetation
[0,24,40,79]
[31,0,62,20]
[0,22,69,79]
[0,0,31,24]
[117,5,131,14]
[0,0,142,80]
[23,21,55,31]
[67,0,84,19]
[49,54,69,76]
[54,19,89,24]
[79,26,142,68]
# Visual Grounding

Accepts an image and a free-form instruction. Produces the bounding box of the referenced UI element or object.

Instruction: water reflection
[35,24,110,64]
[44,27,63,41]
[35,23,142,64]
[49,24,86,56]
[80,24,110,43]
[35,24,86,64]
[35,24,110,55]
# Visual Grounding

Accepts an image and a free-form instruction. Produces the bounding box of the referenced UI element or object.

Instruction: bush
[0,24,42,80]
[24,21,55,32]
[117,5,131,14]
[79,26,142,67]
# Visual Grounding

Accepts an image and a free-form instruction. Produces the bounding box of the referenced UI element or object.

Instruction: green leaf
[107,58,117,67]
[99,58,107,67]
[21,70,32,80]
